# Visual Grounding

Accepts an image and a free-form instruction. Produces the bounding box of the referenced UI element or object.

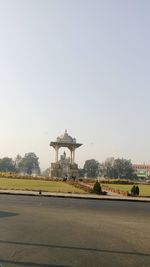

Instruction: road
[0,195,149,267]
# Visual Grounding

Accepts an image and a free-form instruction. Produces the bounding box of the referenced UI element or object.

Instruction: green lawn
[102,183,150,197]
[0,178,85,194]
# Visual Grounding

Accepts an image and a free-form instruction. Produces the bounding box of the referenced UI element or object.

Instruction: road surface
[0,195,149,267]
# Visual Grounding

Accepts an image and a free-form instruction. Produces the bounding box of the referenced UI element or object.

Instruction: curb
[0,190,150,203]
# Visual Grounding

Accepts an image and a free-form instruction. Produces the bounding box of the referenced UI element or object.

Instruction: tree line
[80,157,136,179]
[0,153,40,175]
[0,154,137,179]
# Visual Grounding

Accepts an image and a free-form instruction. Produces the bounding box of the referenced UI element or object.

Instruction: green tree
[103,157,115,178]
[113,158,134,179]
[18,152,40,175]
[0,157,16,172]
[84,159,99,178]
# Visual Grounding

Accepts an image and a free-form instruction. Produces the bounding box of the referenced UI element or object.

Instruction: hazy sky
[0,0,150,170]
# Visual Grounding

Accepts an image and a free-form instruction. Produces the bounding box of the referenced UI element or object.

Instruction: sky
[0,0,150,170]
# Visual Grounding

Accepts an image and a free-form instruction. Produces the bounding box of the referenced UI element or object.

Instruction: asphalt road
[0,195,149,267]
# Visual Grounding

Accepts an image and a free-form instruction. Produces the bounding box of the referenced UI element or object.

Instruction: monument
[50,130,82,179]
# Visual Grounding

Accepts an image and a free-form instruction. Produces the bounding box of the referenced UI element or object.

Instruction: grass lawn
[0,178,86,194]
[102,183,150,197]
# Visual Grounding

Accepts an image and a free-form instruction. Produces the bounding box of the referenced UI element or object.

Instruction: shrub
[93,181,102,194]
[131,185,140,196]
[135,185,140,196]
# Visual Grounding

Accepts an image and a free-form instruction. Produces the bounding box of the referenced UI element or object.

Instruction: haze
[0,0,150,170]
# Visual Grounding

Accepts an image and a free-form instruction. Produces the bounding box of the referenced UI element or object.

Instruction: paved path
[78,181,130,197]
[0,195,149,267]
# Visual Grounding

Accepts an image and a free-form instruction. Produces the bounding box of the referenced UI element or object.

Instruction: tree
[113,158,134,179]
[14,154,22,172]
[103,157,115,178]
[0,157,16,172]
[84,159,99,178]
[102,157,134,179]
[18,152,40,175]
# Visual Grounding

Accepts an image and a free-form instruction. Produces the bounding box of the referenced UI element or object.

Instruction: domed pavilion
[50,130,82,178]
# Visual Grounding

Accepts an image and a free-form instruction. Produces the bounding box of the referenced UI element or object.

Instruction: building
[132,163,150,178]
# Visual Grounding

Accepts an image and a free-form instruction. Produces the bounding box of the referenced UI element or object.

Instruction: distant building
[132,163,150,178]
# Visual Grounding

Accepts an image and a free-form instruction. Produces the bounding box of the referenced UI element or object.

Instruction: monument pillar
[70,149,73,164]
[55,146,59,162]
[73,149,75,164]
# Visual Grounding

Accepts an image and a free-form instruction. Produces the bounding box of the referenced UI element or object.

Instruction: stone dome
[56,130,76,143]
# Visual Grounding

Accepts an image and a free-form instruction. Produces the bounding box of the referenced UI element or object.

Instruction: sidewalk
[0,189,149,202]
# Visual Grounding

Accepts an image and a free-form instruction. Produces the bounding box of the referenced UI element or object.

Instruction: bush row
[0,172,64,182]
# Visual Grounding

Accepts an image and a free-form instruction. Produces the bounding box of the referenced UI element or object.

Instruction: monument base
[50,162,79,179]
